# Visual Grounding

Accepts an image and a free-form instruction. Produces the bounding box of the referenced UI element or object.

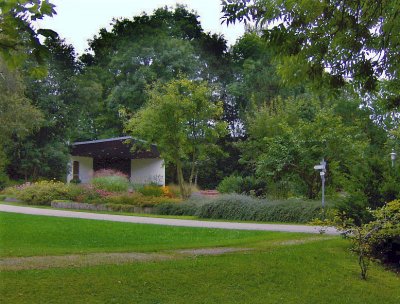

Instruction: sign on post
[314,158,327,212]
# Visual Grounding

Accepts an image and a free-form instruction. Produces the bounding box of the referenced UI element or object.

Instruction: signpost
[314,159,326,210]
[390,149,397,168]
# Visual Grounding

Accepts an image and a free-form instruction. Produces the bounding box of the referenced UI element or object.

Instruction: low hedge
[196,194,327,223]
[152,194,329,223]
[106,193,181,207]
[151,196,212,216]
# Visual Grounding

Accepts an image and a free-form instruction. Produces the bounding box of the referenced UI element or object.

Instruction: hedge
[152,194,329,223]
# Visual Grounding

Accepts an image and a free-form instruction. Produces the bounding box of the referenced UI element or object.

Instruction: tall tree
[7,37,80,180]
[0,59,43,186]
[79,6,231,138]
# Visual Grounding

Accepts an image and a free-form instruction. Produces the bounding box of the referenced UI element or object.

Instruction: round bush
[217,175,243,194]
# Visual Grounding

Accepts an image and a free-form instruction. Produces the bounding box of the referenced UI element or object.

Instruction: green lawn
[0,212,399,303]
[0,212,307,257]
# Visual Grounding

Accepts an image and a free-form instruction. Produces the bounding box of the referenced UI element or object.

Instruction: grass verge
[0,201,312,225]
[0,212,310,257]
[0,213,398,303]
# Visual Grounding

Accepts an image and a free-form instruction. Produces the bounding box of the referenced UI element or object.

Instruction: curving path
[0,204,339,235]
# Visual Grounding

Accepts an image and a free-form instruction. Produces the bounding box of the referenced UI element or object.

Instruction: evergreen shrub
[106,193,181,207]
[152,197,210,216]
[217,175,243,194]
[196,194,327,223]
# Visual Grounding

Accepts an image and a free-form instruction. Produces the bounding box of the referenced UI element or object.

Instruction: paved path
[0,204,339,235]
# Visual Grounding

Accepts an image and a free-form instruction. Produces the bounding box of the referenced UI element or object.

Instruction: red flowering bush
[74,184,114,204]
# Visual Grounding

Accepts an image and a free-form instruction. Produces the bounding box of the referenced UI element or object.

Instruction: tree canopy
[0,0,57,76]
[77,6,231,138]
[222,0,400,108]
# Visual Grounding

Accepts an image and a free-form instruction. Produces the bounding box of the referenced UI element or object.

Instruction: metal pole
[320,171,325,210]
[390,149,397,168]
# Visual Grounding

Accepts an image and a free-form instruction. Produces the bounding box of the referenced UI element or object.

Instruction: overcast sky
[38,0,245,55]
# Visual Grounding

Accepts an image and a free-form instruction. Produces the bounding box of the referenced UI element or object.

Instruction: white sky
[38,0,245,55]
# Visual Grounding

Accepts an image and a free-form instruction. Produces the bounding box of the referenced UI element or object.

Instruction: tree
[0,58,43,186]
[0,0,57,76]
[239,95,367,198]
[7,37,80,181]
[222,0,400,109]
[125,77,227,198]
[79,6,231,138]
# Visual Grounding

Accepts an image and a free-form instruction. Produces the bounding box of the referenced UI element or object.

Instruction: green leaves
[222,0,400,109]
[0,0,57,72]
[240,95,367,198]
[125,77,227,197]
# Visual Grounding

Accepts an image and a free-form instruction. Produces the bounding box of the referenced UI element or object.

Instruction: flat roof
[70,137,159,159]
[72,136,133,146]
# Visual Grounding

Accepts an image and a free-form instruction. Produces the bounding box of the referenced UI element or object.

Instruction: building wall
[67,156,94,183]
[130,158,165,185]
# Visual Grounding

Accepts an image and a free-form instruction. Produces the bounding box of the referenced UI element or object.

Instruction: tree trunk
[194,168,198,187]
[176,160,189,199]
[188,151,196,188]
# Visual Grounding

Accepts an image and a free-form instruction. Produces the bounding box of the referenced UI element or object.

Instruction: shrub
[367,199,400,272]
[137,185,164,197]
[152,196,211,216]
[335,193,373,225]
[12,181,78,205]
[196,194,327,223]
[73,185,113,204]
[318,199,400,279]
[105,193,182,207]
[161,186,174,198]
[165,183,200,198]
[91,175,130,192]
[217,175,243,194]
[166,184,182,197]
[217,175,267,197]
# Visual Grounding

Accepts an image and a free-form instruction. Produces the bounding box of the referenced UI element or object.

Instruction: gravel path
[0,204,339,235]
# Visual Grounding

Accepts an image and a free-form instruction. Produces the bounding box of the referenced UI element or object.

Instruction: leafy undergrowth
[0,213,399,304]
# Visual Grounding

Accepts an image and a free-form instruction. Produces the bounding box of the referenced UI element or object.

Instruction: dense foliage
[222,0,400,109]
[125,77,227,198]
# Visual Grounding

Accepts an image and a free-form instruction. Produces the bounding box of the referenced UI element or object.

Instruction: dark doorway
[72,161,80,180]
[93,158,131,177]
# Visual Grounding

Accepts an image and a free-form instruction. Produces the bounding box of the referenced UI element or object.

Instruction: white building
[67,137,165,185]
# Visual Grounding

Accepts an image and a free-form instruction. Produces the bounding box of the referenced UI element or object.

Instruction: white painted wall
[131,158,165,186]
[67,156,94,183]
